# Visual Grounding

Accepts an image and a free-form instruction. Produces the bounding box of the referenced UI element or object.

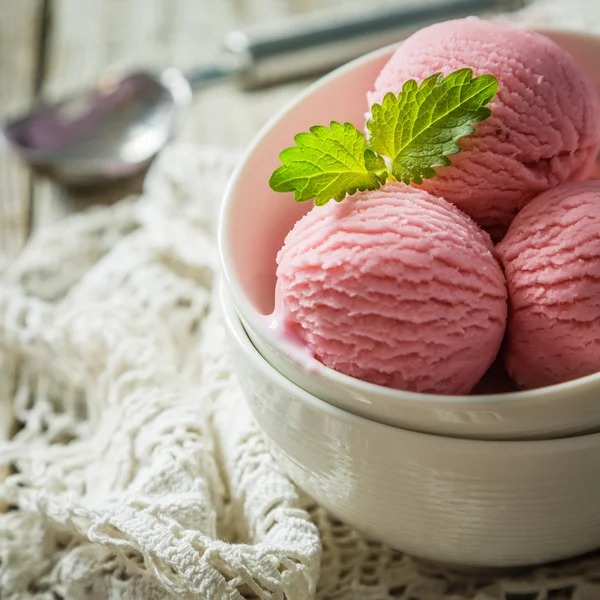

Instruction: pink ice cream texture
[368,18,600,239]
[497,180,600,389]
[275,183,507,395]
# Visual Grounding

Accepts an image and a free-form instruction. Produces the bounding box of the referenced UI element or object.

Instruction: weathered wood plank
[0,355,15,512]
[0,0,43,261]
[0,0,42,503]
[31,0,118,229]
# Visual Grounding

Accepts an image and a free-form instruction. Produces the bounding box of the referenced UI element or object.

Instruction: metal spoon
[1,0,523,186]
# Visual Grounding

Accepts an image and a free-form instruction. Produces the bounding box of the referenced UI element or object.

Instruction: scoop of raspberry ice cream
[497,181,600,389]
[368,18,600,239]
[275,183,507,395]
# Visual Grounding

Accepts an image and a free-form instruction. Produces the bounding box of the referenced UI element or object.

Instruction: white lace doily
[2,2,600,598]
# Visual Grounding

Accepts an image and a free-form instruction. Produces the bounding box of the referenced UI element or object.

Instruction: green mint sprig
[269,121,388,206]
[367,69,498,185]
[268,68,498,206]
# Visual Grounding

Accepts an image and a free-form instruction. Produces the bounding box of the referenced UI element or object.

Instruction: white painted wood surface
[0,0,43,261]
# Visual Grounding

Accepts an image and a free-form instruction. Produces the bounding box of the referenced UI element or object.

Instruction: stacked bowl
[218,27,600,568]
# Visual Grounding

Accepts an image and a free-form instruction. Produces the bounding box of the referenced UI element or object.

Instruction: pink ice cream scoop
[275,183,507,395]
[368,18,600,239]
[497,180,600,389]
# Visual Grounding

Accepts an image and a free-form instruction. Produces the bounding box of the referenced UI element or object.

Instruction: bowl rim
[218,28,600,409]
[221,281,600,450]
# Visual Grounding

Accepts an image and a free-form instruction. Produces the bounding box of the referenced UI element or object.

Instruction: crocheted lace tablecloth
[1,2,600,598]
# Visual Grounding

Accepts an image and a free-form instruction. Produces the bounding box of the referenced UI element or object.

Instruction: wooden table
[0,0,371,265]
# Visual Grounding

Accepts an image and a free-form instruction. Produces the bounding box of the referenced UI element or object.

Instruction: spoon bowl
[2,69,191,185]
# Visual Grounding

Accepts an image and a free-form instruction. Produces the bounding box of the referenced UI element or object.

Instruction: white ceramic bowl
[220,283,600,568]
[218,28,600,441]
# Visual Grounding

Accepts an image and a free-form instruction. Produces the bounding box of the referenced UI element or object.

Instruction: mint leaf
[269,121,388,206]
[364,149,388,184]
[367,68,498,185]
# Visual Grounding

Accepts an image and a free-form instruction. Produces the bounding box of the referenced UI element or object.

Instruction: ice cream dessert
[275,184,507,394]
[497,181,600,389]
[266,17,600,395]
[368,18,600,239]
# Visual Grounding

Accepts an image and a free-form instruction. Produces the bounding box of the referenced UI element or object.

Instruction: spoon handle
[183,63,242,91]
[191,0,525,90]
